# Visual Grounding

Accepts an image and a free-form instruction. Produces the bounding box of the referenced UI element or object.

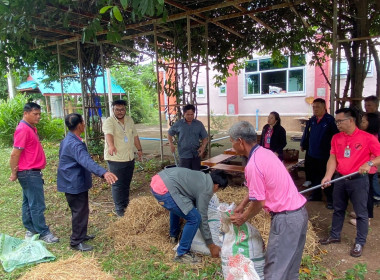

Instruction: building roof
[17,70,125,96]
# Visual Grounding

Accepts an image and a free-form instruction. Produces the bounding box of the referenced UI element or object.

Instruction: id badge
[124,136,128,143]
[344,146,350,158]
[266,136,271,144]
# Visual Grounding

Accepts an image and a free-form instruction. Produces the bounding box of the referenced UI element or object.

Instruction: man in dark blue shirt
[57,113,117,252]
[301,98,339,209]
[168,104,208,170]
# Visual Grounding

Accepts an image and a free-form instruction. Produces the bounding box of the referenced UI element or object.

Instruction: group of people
[9,97,380,279]
[155,109,308,279]
[10,100,143,251]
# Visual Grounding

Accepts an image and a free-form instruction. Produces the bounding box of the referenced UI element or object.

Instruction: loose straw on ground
[20,254,114,280]
[107,186,318,265]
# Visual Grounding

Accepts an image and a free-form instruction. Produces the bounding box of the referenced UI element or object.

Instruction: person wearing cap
[320,108,380,258]
[228,121,308,280]
[150,167,228,264]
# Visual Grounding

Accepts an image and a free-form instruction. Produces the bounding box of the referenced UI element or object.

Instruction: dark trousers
[331,175,369,246]
[368,174,374,218]
[65,191,89,246]
[179,157,201,170]
[107,160,135,216]
[306,154,333,204]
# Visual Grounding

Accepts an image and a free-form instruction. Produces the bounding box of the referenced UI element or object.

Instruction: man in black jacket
[300,98,339,209]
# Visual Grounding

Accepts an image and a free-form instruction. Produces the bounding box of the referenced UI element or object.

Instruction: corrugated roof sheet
[17,70,125,95]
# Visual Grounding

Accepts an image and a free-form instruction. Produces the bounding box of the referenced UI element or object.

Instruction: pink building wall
[226,65,239,115]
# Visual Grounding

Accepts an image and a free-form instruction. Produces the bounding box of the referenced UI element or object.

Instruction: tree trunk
[347,0,370,109]
[369,40,380,98]
[7,68,16,99]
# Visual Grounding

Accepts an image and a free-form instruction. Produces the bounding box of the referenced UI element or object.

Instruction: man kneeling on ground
[150,167,228,263]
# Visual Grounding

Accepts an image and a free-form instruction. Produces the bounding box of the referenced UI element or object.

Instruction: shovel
[299,171,360,194]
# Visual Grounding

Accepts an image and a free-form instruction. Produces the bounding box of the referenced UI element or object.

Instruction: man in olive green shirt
[103,100,143,217]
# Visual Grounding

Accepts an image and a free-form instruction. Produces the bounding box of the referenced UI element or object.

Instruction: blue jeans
[17,170,50,237]
[107,160,135,215]
[151,190,201,256]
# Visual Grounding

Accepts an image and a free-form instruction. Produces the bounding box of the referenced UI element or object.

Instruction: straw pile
[106,195,172,254]
[20,254,114,280]
[107,186,318,262]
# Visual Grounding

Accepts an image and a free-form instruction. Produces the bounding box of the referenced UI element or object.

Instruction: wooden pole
[205,21,211,159]
[57,43,67,135]
[187,16,193,104]
[330,0,338,114]
[154,24,164,161]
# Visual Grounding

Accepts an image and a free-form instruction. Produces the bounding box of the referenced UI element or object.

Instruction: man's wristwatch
[367,161,374,167]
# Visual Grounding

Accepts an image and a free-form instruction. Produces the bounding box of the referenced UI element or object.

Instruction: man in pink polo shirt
[9,102,59,243]
[229,121,308,280]
[320,108,380,258]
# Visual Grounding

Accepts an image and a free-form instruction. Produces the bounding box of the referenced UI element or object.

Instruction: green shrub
[0,95,28,146]
[0,95,64,146]
[37,115,65,142]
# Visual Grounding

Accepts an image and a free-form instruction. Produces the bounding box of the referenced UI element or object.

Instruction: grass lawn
[0,141,225,279]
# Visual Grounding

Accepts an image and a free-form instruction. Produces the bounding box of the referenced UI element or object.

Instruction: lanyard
[114,117,126,134]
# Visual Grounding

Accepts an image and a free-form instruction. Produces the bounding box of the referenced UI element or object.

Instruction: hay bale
[107,187,318,263]
[20,254,114,280]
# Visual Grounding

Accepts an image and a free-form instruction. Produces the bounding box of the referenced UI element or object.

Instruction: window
[219,85,227,96]
[336,59,373,77]
[197,86,205,97]
[245,55,306,96]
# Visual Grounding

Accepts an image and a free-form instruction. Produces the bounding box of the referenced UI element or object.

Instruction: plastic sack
[226,254,260,280]
[0,233,56,272]
[173,194,222,255]
[219,203,265,280]
[190,193,222,255]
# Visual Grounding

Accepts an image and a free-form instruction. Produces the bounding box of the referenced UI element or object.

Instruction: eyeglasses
[335,118,350,125]
[114,108,126,113]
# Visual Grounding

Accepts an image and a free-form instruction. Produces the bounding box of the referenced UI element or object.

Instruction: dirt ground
[133,124,380,279]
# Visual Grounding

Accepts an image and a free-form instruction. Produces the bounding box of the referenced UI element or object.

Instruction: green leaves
[100,5,124,22]
[120,0,128,9]
[112,6,123,22]
[99,6,112,14]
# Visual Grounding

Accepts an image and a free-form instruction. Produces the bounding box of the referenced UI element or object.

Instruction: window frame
[336,58,373,78]
[244,55,306,97]
[219,84,227,96]
[196,85,205,98]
